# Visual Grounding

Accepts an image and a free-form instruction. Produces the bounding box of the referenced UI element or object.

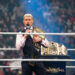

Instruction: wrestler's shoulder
[33,26,44,32]
[34,26,41,29]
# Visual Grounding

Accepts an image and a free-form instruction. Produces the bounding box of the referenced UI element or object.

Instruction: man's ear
[32,19,33,24]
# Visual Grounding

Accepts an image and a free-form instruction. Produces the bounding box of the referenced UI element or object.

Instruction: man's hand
[33,35,42,42]
[24,29,30,38]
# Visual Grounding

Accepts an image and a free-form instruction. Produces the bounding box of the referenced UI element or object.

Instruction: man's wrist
[24,35,28,38]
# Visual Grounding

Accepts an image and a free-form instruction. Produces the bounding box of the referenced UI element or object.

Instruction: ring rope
[0,66,74,68]
[66,66,75,68]
[0,59,74,62]
[0,48,74,51]
[0,32,75,35]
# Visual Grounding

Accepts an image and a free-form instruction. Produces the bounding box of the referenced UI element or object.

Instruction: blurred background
[0,0,75,75]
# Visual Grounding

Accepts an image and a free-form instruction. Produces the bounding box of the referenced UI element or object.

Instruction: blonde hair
[23,13,33,18]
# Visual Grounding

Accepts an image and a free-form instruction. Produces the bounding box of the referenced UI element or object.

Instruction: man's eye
[25,19,31,21]
[25,19,27,21]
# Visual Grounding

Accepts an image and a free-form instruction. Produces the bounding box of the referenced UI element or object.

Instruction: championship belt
[41,41,68,55]
[29,27,45,66]
[29,42,42,66]
[33,27,45,40]
[61,44,67,55]
[29,56,36,67]
[49,42,60,55]
[41,42,58,55]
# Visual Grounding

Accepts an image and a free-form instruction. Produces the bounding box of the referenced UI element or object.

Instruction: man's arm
[16,29,30,50]
[41,38,49,48]
[16,32,26,50]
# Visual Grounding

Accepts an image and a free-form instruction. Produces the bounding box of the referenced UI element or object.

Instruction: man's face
[23,16,33,27]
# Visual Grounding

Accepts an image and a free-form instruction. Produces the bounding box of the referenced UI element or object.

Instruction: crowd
[0,0,24,48]
[42,0,75,48]
[0,0,75,48]
[0,0,23,75]
[0,0,75,75]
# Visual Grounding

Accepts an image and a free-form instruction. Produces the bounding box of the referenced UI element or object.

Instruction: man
[16,14,49,75]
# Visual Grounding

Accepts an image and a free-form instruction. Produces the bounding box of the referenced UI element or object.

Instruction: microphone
[23,24,31,36]
[25,24,31,30]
